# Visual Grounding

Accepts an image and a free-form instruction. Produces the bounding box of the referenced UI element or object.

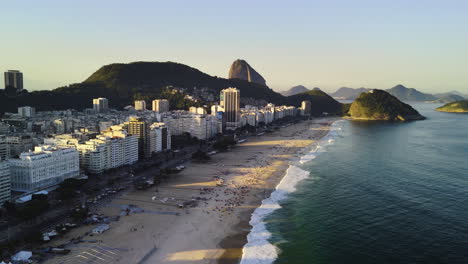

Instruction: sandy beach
[44,118,338,264]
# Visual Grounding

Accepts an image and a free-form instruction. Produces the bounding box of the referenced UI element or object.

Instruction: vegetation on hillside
[286,89,343,115]
[348,89,425,121]
[435,100,468,113]
[0,61,344,115]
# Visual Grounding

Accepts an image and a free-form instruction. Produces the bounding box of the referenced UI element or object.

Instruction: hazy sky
[1,0,467,93]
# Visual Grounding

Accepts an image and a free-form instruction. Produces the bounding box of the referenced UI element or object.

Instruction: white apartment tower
[152,99,169,113]
[134,100,147,111]
[300,100,312,116]
[53,126,139,174]
[93,98,109,113]
[149,122,171,154]
[220,87,241,129]
[18,106,36,117]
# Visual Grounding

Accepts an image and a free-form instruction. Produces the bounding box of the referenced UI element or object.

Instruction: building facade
[93,98,109,113]
[134,100,147,111]
[9,145,80,192]
[189,107,207,115]
[6,135,33,158]
[300,100,312,116]
[220,87,240,130]
[0,136,8,161]
[164,113,219,140]
[18,106,36,117]
[152,99,169,113]
[149,122,171,154]
[126,117,150,158]
[0,161,10,204]
[4,70,23,91]
[46,127,138,174]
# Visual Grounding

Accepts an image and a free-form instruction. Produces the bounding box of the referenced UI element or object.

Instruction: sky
[1,0,467,94]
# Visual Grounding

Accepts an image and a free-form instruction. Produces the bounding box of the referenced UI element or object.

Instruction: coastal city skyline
[2,0,468,93]
[1,2,467,264]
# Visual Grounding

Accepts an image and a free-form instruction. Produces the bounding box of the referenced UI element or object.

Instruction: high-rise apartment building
[164,113,219,140]
[0,161,10,204]
[134,100,147,111]
[9,145,80,192]
[6,135,33,157]
[93,98,109,113]
[189,107,207,115]
[152,99,169,113]
[220,87,241,129]
[126,117,150,158]
[4,70,23,92]
[45,127,138,174]
[0,122,10,135]
[300,100,312,116]
[149,122,171,153]
[0,136,8,161]
[100,126,139,168]
[18,106,35,117]
[211,104,224,115]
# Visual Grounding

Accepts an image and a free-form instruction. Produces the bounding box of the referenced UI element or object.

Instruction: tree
[192,150,211,162]
[3,201,16,214]
[213,135,236,151]
[17,199,49,220]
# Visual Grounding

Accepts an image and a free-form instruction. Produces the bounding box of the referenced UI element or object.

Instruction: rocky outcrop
[228,59,266,86]
[436,101,468,113]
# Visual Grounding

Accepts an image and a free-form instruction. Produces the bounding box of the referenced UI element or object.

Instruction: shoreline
[43,117,339,264]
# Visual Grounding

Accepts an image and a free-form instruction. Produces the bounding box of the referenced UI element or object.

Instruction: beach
[44,117,338,264]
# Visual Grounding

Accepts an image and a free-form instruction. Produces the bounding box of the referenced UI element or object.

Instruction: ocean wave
[240,120,345,264]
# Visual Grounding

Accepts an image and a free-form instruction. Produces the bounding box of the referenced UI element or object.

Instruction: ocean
[241,103,468,264]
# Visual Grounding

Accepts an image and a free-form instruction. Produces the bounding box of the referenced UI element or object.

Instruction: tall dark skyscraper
[4,70,24,91]
[220,87,240,129]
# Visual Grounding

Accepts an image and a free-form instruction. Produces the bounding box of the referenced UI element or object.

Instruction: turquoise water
[268,103,468,264]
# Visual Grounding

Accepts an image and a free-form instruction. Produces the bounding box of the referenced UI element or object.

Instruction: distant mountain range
[0,60,344,116]
[386,84,436,101]
[330,84,466,103]
[281,85,309,96]
[280,85,326,96]
[434,91,468,99]
[330,87,373,100]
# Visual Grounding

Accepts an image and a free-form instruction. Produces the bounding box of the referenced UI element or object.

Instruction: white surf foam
[240,120,345,264]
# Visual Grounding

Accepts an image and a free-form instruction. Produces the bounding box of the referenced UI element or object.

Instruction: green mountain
[0,61,343,115]
[287,89,346,115]
[386,84,436,102]
[435,101,468,113]
[348,89,425,121]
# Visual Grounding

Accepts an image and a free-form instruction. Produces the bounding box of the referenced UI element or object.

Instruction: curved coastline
[238,120,344,264]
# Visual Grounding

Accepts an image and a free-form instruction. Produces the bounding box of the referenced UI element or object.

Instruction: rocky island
[435,101,468,113]
[348,89,425,121]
